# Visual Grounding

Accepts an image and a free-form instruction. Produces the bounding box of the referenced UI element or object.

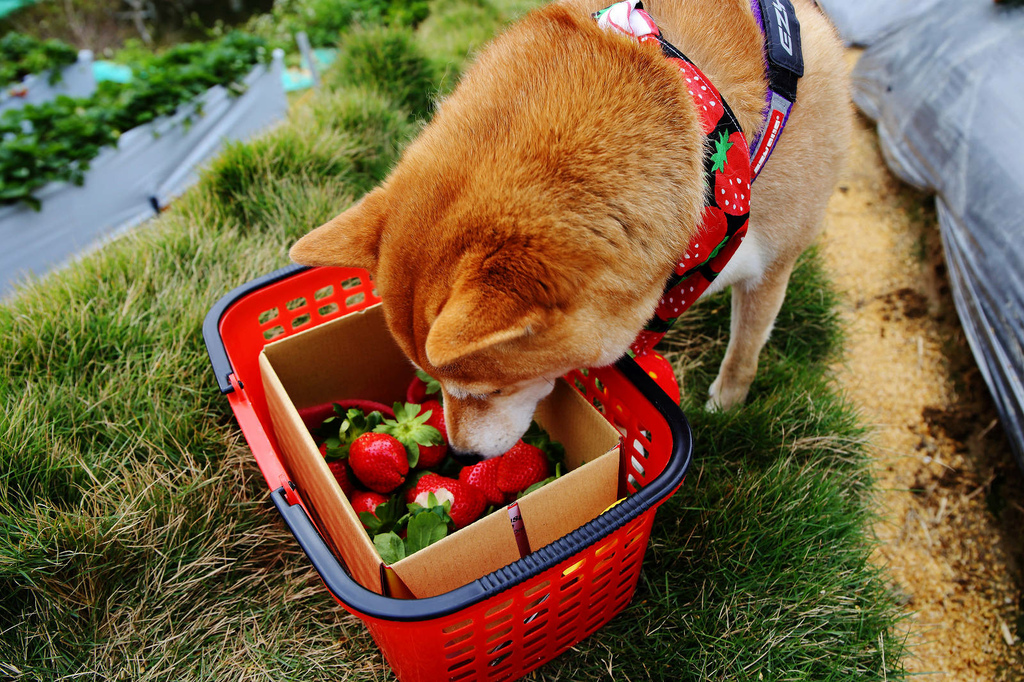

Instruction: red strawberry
[672,59,725,134]
[374,402,444,469]
[350,491,390,529]
[406,474,486,529]
[348,432,409,493]
[458,457,508,506]
[675,206,727,276]
[320,443,356,496]
[414,401,448,468]
[633,351,681,405]
[496,441,550,495]
[406,370,442,404]
[708,227,747,275]
[711,130,751,216]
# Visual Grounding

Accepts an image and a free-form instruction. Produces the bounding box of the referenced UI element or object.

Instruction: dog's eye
[490,388,503,396]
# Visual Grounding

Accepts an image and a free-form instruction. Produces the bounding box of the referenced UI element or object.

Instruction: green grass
[0,0,905,679]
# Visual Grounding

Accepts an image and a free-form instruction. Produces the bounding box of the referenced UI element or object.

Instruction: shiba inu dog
[290,0,851,456]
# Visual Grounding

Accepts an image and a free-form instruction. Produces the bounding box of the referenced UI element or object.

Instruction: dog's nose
[448,447,484,465]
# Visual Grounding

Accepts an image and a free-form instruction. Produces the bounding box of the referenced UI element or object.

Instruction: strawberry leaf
[405,511,448,554]
[374,532,406,564]
[415,369,443,400]
[522,421,566,464]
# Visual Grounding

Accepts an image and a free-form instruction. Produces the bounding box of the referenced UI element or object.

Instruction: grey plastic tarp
[814,0,944,46]
[0,50,287,297]
[832,0,1024,470]
[0,51,96,114]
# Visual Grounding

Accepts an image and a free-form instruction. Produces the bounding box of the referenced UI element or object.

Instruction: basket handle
[202,264,308,394]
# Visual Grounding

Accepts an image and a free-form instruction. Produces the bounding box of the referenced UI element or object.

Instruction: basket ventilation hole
[630,453,646,477]
[445,645,474,661]
[595,538,618,557]
[561,558,585,577]
[524,610,549,636]
[442,618,473,634]
[291,313,311,329]
[285,296,306,311]
[318,302,339,317]
[444,631,472,648]
[486,625,513,645]
[485,612,512,630]
[523,580,551,599]
[257,307,279,324]
[626,473,639,490]
[345,292,366,308]
[559,587,583,606]
[594,377,606,393]
[450,669,476,682]
[263,325,285,341]
[524,593,550,612]
[484,598,513,619]
[341,277,361,290]
[487,663,515,680]
[592,396,606,414]
[314,285,334,300]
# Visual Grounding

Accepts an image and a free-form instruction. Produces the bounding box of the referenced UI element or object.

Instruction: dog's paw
[706,375,749,412]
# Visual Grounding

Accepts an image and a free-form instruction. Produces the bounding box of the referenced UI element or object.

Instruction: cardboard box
[260,303,622,598]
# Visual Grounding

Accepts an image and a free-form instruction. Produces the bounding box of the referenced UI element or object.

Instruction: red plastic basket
[203,265,692,682]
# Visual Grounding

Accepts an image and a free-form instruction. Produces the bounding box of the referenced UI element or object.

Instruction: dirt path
[818,52,1024,680]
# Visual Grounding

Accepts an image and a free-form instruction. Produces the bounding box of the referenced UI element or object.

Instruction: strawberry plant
[0,31,269,209]
[0,32,77,87]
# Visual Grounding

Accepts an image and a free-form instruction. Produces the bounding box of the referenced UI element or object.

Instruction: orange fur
[291,0,852,455]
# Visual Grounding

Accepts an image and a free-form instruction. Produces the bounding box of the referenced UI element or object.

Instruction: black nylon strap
[756,0,803,102]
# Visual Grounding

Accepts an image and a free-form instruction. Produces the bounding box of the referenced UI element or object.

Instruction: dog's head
[289,183,656,456]
[289,4,705,456]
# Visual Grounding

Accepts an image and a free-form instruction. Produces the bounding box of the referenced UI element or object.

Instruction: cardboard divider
[261,304,623,599]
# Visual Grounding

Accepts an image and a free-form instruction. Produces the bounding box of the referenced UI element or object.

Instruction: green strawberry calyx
[710,131,733,174]
[415,369,443,401]
[373,402,443,468]
[321,407,384,461]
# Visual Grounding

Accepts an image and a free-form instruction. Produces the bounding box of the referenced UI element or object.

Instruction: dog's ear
[425,289,546,369]
[289,188,387,271]
[425,248,557,368]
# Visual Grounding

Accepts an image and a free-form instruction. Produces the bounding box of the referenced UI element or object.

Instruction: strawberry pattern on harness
[594,0,752,358]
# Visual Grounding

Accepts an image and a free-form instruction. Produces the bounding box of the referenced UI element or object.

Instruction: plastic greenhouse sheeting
[0,50,287,298]
[850,0,1024,471]
[814,0,944,46]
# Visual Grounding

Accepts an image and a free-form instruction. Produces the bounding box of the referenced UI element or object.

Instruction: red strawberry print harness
[594,0,798,357]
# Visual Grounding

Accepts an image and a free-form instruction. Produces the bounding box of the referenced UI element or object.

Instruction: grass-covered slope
[0,1,905,679]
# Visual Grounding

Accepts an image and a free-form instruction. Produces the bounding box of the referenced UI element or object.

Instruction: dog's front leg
[707,259,796,411]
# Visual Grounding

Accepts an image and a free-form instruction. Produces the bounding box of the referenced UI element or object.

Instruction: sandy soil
[818,52,1024,680]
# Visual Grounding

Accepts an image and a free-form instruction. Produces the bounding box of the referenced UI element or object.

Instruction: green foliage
[325,24,437,119]
[0,31,77,86]
[417,0,505,93]
[0,96,117,209]
[0,31,269,209]
[245,0,430,50]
